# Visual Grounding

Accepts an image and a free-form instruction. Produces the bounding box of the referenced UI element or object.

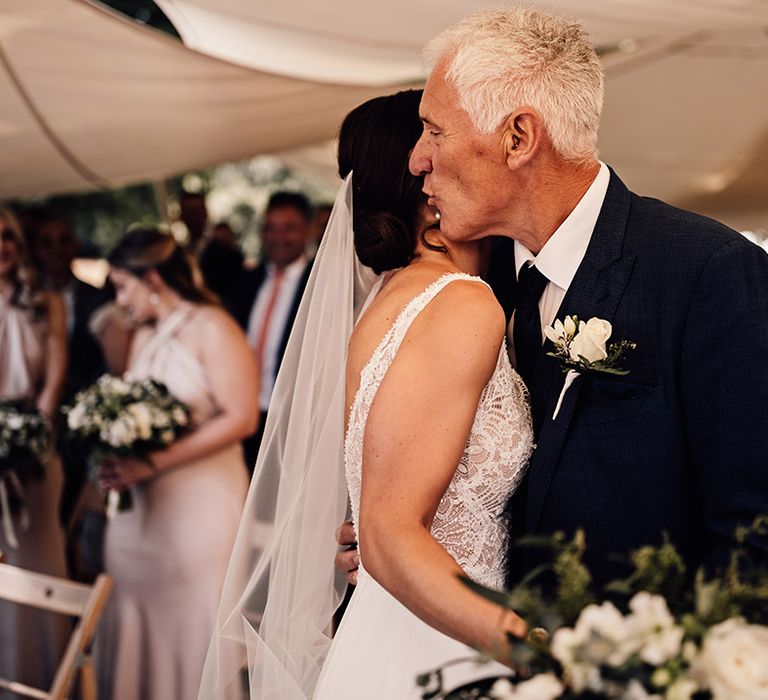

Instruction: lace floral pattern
[345,273,534,589]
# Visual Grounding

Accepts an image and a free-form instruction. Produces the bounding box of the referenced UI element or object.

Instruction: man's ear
[501,109,541,169]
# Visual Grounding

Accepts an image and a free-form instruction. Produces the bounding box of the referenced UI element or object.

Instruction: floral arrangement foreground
[419,518,768,700]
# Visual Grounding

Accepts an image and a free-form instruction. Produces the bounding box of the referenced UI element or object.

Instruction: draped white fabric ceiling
[1,0,767,229]
[0,0,398,199]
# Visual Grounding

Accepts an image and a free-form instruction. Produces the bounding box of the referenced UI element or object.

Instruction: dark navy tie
[513,262,548,388]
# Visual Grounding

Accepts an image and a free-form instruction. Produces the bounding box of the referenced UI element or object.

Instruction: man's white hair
[423,7,604,163]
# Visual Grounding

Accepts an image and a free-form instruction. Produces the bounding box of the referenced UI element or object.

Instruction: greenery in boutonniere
[544,316,637,419]
[418,517,768,700]
[545,315,635,376]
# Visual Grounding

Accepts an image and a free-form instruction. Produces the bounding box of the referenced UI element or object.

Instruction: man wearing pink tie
[230,192,314,469]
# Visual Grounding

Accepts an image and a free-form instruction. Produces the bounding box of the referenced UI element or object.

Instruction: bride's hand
[98,456,157,490]
[335,520,360,585]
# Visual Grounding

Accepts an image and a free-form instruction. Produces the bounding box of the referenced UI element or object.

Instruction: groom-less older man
[338,7,768,587]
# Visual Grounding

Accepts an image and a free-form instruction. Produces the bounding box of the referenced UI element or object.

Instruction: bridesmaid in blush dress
[95,228,258,700]
[0,208,69,694]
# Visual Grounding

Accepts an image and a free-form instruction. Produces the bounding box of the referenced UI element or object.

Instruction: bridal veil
[198,175,380,699]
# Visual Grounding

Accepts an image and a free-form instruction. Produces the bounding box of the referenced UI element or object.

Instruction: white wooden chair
[0,562,112,699]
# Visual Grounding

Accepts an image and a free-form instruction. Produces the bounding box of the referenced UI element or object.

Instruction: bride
[200,89,533,699]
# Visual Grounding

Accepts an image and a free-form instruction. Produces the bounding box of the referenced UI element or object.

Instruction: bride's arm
[37,292,67,418]
[358,281,525,655]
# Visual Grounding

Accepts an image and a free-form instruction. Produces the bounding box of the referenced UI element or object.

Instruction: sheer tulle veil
[198,174,381,699]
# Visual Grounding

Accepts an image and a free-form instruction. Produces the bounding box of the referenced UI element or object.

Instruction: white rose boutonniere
[544,315,636,419]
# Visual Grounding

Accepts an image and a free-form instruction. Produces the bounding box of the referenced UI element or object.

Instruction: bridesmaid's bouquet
[420,518,768,700]
[0,398,50,547]
[63,374,191,511]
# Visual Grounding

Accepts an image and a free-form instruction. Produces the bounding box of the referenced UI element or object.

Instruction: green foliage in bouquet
[418,517,768,700]
[0,398,49,481]
[62,375,191,510]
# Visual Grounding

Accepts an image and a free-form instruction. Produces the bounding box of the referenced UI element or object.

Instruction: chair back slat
[49,574,112,699]
[0,562,112,700]
[0,563,91,616]
[0,677,49,698]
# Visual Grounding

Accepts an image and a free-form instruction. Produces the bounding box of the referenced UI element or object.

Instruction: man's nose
[408,135,432,176]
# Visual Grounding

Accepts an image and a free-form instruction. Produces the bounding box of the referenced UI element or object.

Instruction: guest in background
[0,207,69,691]
[29,214,134,538]
[96,228,257,700]
[230,191,314,468]
[179,190,244,307]
[311,201,334,253]
[31,214,119,399]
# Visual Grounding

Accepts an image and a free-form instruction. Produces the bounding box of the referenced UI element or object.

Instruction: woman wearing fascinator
[96,230,258,700]
[200,89,533,699]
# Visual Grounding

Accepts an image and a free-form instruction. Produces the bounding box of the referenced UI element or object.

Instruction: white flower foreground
[418,522,768,700]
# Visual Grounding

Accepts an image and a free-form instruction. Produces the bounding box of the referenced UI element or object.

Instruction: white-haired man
[339,7,768,588]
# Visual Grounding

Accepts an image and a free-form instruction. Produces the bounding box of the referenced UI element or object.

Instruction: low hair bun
[337,89,425,275]
[354,210,414,274]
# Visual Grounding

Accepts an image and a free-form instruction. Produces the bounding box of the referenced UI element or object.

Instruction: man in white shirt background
[229,191,314,470]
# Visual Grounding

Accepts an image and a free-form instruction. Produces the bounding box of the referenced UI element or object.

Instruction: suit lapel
[525,170,637,531]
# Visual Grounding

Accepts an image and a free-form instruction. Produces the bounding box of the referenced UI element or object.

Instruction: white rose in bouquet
[692,618,768,700]
[7,414,23,430]
[551,601,635,693]
[569,318,612,364]
[66,401,87,430]
[128,403,153,440]
[490,674,564,700]
[626,592,684,665]
[104,416,137,448]
[172,406,189,426]
[152,409,171,429]
[101,375,130,395]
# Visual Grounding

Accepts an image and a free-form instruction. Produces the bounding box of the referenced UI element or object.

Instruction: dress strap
[360,273,490,393]
[388,273,488,351]
[130,304,196,373]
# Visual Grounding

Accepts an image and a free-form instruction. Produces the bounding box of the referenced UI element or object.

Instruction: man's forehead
[420,67,451,122]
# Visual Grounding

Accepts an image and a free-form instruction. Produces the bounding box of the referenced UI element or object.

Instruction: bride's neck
[413,241,485,277]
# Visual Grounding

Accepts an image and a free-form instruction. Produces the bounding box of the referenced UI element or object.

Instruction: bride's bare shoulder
[351,266,504,364]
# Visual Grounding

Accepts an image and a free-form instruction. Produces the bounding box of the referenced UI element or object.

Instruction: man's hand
[335,520,360,585]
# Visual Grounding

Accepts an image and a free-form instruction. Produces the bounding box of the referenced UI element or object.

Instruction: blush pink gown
[96,305,248,700]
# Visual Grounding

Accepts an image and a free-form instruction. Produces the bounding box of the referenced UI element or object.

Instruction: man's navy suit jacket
[490,169,768,587]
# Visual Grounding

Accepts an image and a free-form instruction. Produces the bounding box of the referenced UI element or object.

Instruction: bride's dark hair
[337,89,426,274]
[108,227,219,305]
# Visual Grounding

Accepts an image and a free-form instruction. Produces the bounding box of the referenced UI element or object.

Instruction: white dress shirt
[508,162,610,363]
[247,255,308,410]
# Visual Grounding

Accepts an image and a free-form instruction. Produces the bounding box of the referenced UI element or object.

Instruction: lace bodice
[345,273,534,589]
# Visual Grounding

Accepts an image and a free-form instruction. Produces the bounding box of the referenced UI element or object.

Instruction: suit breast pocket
[577,377,665,426]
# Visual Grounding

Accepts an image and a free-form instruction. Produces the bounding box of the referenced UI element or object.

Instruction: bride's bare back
[339,259,533,653]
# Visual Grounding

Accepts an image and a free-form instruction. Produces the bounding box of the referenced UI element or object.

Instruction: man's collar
[514,161,610,289]
[267,254,308,279]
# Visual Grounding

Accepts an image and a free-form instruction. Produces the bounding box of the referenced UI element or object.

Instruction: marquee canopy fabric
[0,0,396,199]
[1,0,767,229]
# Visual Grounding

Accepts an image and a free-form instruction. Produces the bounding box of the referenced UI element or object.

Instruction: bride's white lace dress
[314,273,534,699]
